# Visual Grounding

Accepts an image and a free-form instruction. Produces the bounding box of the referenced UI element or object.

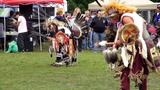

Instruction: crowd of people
[5,3,160,54]
[68,8,110,52]
[5,7,110,53]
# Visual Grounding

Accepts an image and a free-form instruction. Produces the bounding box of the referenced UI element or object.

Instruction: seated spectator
[6,40,18,53]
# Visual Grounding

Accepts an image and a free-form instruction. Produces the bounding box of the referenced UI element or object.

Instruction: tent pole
[3,4,6,52]
[38,5,42,51]
[147,10,151,23]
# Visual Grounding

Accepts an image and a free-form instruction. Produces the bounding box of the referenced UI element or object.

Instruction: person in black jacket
[90,10,108,51]
[152,4,160,28]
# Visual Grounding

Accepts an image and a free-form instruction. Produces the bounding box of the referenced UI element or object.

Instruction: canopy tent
[88,1,102,10]
[1,0,64,51]
[88,0,158,10]
[3,0,63,5]
[123,0,157,10]
[131,3,158,10]
[0,0,4,4]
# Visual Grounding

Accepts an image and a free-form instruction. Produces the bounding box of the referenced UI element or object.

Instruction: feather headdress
[96,0,137,17]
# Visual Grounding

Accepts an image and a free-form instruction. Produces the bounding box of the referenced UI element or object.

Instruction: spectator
[72,7,83,52]
[82,10,92,49]
[14,12,28,52]
[65,12,72,20]
[153,4,160,28]
[90,10,108,51]
[6,40,18,53]
[72,7,81,18]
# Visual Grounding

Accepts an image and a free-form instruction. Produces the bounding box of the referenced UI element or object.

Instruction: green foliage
[67,0,95,13]
[151,0,160,2]
[0,51,160,90]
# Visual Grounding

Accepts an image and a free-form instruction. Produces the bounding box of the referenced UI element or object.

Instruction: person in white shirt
[15,12,28,52]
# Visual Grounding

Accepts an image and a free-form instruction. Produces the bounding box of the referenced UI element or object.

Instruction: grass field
[0,50,160,90]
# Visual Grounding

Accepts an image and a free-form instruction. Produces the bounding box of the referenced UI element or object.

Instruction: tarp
[3,0,63,5]
[88,0,158,10]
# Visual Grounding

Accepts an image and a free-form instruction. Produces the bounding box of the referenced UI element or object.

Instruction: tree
[67,0,95,13]
[151,0,160,2]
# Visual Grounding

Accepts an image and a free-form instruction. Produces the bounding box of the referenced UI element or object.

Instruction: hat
[104,1,137,16]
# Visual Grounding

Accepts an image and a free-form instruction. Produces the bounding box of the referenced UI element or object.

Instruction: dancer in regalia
[95,0,155,90]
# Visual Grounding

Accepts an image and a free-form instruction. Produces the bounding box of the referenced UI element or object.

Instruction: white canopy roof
[88,1,102,10]
[88,0,159,10]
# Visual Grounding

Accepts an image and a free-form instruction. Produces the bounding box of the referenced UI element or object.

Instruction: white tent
[125,0,157,10]
[88,0,158,10]
[88,1,102,10]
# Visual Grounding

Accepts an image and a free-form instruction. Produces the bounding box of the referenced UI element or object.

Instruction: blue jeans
[93,32,106,51]
[88,31,93,49]
[82,36,88,49]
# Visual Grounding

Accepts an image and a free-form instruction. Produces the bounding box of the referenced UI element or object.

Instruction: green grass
[0,50,160,90]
